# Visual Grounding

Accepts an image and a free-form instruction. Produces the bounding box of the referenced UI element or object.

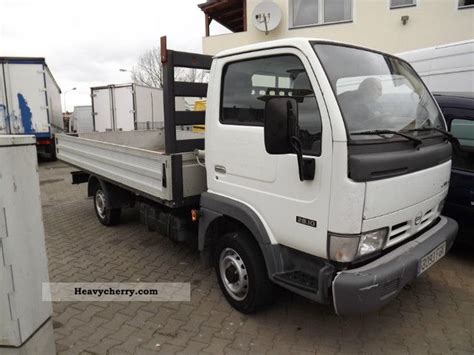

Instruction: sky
[0,0,229,111]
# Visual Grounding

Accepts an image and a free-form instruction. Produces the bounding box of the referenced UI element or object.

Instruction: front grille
[420,209,434,227]
[386,205,439,247]
[389,221,410,240]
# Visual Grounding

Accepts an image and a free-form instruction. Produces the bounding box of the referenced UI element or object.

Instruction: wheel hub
[225,264,239,283]
[95,190,106,219]
[219,248,249,301]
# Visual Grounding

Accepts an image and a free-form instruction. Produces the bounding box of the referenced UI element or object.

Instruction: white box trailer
[0,57,62,157]
[72,105,93,133]
[91,83,167,132]
[398,40,474,93]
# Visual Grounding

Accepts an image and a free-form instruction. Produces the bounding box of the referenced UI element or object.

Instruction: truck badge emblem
[296,216,317,228]
[414,212,423,225]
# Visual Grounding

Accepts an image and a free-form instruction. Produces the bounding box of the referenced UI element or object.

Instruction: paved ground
[38,160,473,355]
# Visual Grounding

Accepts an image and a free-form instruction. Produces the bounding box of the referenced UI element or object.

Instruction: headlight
[329,228,388,262]
[357,228,388,257]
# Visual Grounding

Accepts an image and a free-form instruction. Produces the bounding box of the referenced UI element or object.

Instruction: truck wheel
[214,231,274,314]
[93,187,121,226]
[48,142,57,161]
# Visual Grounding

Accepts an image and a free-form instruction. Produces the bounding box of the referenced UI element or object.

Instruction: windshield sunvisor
[348,140,452,181]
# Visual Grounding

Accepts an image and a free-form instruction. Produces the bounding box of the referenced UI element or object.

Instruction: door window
[220,55,322,155]
[450,118,474,171]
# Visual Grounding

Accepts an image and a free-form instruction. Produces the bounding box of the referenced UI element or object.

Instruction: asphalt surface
[38,159,474,354]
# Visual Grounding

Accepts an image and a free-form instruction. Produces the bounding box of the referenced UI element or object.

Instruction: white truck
[398,40,474,93]
[0,57,62,159]
[57,38,458,315]
[72,105,93,133]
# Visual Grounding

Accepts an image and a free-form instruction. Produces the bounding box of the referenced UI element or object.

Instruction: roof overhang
[198,0,245,33]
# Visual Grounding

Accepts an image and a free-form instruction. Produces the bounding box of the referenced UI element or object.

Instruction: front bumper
[332,216,458,316]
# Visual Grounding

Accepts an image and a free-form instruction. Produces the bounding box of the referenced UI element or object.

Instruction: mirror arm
[290,136,305,182]
[290,136,316,181]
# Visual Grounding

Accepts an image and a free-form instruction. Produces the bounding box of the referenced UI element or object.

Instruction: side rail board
[56,134,173,201]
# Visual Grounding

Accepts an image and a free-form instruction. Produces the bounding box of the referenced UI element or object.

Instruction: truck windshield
[312,43,443,141]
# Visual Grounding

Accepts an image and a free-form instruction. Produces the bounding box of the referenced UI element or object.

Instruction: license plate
[418,242,446,275]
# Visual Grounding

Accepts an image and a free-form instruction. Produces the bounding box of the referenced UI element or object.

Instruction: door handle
[215,165,226,174]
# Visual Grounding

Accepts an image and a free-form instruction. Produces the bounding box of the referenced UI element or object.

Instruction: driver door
[207,48,333,257]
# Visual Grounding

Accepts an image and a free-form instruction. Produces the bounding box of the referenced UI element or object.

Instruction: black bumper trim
[332,216,458,316]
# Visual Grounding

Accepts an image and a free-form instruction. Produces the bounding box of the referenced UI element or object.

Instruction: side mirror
[264,97,298,154]
[264,97,315,181]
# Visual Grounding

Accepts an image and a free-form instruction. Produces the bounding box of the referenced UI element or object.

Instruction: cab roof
[214,38,386,59]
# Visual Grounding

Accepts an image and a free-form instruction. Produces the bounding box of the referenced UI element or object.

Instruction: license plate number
[418,242,446,275]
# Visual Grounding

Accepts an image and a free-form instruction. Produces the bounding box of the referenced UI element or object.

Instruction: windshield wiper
[405,127,454,140]
[405,127,460,148]
[351,129,422,147]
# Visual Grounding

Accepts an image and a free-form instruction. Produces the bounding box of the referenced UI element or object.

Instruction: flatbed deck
[56,129,206,206]
[57,45,212,208]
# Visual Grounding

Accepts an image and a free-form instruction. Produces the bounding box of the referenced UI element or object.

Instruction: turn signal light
[191,209,199,222]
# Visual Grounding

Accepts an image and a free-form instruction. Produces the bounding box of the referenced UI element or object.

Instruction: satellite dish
[252,1,281,35]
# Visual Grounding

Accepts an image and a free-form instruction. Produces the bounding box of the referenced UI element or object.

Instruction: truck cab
[200,38,458,315]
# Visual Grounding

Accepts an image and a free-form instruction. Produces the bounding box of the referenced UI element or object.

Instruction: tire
[48,142,57,161]
[93,186,121,226]
[214,231,274,314]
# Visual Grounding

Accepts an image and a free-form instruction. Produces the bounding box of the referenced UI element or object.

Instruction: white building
[199,0,474,55]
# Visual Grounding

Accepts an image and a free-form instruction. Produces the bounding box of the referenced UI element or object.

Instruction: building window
[290,0,352,28]
[390,0,416,9]
[459,0,474,8]
[221,55,322,156]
